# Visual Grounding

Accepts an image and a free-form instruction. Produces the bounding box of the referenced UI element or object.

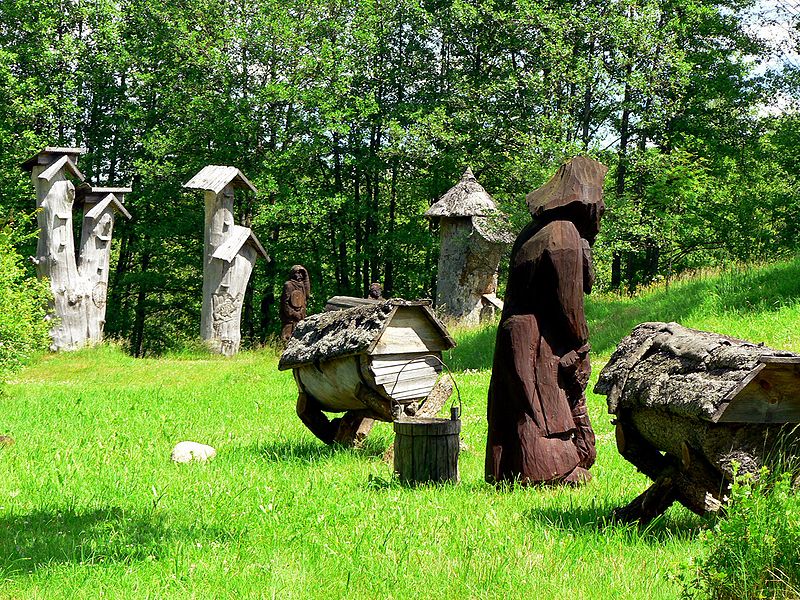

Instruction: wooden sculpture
[184,165,269,356]
[280,265,310,342]
[485,156,607,486]
[21,147,132,351]
[425,168,513,325]
[595,322,800,524]
[368,282,383,300]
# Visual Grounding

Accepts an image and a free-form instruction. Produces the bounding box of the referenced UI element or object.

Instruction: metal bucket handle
[390,354,462,420]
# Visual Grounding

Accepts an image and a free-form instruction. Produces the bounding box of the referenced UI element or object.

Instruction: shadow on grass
[525,502,710,543]
[0,507,170,576]
[254,436,390,463]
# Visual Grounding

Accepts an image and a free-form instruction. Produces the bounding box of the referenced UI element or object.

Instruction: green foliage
[681,466,800,600]
[0,0,796,352]
[0,218,50,380]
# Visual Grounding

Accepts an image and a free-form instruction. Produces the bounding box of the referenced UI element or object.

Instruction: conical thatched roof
[426,168,513,244]
[425,168,497,218]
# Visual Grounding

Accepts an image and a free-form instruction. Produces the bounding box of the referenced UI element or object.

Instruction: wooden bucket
[393,411,461,484]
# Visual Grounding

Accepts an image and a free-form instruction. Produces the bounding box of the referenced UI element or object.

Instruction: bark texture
[595,321,800,523]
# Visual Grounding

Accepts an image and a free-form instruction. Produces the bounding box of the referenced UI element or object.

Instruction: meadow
[1,259,799,599]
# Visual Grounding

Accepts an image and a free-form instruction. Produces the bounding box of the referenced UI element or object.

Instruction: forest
[1,0,798,355]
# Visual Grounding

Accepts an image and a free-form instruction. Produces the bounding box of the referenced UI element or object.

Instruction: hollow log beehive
[594,321,800,523]
[425,168,513,325]
[278,300,456,420]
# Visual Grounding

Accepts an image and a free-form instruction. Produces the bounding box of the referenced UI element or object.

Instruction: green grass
[1,257,799,598]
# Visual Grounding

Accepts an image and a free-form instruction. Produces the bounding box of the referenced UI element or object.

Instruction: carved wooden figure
[184,166,269,356]
[425,168,513,325]
[280,265,310,342]
[21,147,132,350]
[485,156,607,486]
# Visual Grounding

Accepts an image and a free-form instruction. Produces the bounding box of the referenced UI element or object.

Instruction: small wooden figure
[368,282,383,300]
[21,147,132,350]
[596,321,800,524]
[485,156,607,486]
[184,165,270,356]
[425,168,513,325]
[280,265,310,342]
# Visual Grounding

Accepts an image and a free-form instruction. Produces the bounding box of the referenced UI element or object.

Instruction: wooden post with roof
[184,165,270,356]
[21,147,132,350]
[425,168,513,324]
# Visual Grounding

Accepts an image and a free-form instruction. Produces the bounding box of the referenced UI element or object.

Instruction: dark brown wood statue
[367,282,383,300]
[280,265,310,342]
[485,156,607,486]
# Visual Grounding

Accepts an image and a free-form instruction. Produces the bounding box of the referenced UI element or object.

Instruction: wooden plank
[760,355,800,364]
[38,155,85,183]
[371,308,452,354]
[84,194,114,220]
[717,362,800,423]
[184,165,257,194]
[212,225,251,262]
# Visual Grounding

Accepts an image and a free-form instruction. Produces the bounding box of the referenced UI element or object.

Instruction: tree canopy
[0,0,797,354]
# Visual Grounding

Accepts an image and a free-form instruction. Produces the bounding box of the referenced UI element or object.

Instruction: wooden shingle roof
[278,300,455,370]
[183,165,257,195]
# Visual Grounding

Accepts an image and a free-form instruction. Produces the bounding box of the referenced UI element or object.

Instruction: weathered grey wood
[393,417,461,484]
[25,149,130,351]
[78,192,131,342]
[595,321,800,523]
[185,168,268,356]
[325,296,382,311]
[596,321,800,422]
[284,298,457,445]
[425,168,513,325]
[279,300,454,370]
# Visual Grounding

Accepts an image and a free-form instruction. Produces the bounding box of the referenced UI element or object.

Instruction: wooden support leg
[612,472,679,525]
[332,411,375,448]
[296,392,339,445]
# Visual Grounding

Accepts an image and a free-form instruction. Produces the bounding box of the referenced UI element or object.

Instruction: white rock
[171,441,217,463]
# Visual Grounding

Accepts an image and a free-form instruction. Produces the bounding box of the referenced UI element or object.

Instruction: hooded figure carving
[485,156,607,486]
[280,265,310,342]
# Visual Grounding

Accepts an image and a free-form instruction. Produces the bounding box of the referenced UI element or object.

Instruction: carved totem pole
[425,168,513,325]
[485,156,607,486]
[184,166,270,356]
[22,147,132,350]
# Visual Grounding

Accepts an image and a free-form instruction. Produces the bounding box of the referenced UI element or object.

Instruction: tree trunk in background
[131,250,150,357]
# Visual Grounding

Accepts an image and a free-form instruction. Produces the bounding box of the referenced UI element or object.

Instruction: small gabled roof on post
[83,193,133,221]
[425,167,498,218]
[21,147,87,172]
[211,224,270,262]
[76,185,133,220]
[183,165,257,195]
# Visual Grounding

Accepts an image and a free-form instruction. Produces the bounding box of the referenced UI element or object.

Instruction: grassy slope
[0,258,798,599]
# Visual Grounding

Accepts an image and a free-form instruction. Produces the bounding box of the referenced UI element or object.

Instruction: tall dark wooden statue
[485,156,607,486]
[280,265,310,342]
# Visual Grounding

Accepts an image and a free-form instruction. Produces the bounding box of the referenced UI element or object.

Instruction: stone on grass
[171,441,216,463]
